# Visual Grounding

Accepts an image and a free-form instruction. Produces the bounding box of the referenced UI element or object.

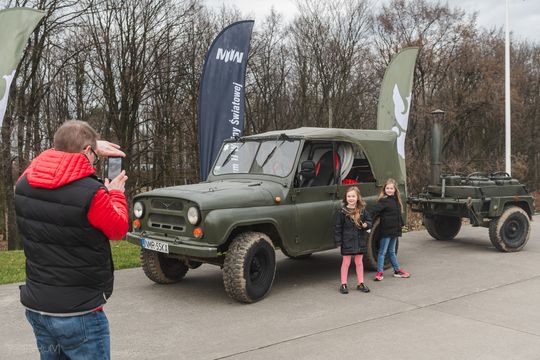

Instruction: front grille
[149,214,185,231]
[151,199,183,211]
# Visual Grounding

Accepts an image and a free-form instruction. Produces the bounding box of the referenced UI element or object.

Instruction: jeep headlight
[187,206,200,225]
[133,201,144,218]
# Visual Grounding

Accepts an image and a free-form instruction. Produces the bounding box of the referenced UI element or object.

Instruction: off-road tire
[364,219,399,271]
[223,232,276,303]
[488,206,530,252]
[424,215,462,240]
[141,248,189,284]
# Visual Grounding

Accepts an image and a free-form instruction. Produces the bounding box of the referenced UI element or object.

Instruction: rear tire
[364,219,399,271]
[223,232,276,303]
[488,206,530,252]
[140,248,189,284]
[424,215,462,240]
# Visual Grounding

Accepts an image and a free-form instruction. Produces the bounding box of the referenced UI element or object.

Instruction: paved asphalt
[1,216,540,359]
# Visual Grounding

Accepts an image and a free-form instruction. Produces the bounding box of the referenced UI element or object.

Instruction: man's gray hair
[54,120,99,153]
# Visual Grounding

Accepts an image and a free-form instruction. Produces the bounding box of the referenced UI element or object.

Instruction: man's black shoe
[339,284,348,294]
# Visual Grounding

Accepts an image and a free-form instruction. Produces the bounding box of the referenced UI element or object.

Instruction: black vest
[15,175,114,313]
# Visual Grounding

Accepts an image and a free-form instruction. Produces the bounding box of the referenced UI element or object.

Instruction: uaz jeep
[126,127,406,303]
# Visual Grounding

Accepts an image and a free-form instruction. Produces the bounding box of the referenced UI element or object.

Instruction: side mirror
[299,160,315,179]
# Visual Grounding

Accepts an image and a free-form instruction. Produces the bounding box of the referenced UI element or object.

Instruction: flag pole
[505,0,511,175]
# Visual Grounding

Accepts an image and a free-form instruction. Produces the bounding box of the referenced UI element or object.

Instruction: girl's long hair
[342,186,365,227]
[378,178,403,213]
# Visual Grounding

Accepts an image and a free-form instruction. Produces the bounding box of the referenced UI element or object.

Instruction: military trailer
[408,113,534,251]
[409,171,534,251]
[126,127,407,303]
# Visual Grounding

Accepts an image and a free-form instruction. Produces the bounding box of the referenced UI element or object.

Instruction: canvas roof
[242,127,405,185]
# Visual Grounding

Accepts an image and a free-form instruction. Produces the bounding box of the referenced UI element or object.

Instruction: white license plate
[141,238,169,254]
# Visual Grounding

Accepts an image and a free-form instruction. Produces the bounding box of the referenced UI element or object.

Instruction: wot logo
[216,48,244,63]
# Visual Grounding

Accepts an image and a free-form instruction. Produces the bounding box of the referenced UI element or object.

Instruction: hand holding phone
[105,168,128,193]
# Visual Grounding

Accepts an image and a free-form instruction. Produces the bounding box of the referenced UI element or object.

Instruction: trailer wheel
[223,232,276,303]
[488,206,530,252]
[364,219,399,271]
[141,248,189,284]
[424,215,462,240]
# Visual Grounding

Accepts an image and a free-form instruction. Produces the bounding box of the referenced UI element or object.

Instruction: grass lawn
[0,240,141,285]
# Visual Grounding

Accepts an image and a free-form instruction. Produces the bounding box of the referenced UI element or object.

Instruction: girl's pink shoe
[393,269,410,278]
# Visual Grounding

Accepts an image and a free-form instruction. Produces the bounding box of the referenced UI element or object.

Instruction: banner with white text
[198,20,254,181]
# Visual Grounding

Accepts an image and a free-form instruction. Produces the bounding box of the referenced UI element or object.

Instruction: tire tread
[488,206,530,252]
[223,232,275,303]
[141,248,188,284]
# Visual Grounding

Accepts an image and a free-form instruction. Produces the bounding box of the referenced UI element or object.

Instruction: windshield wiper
[221,143,244,167]
[260,140,285,168]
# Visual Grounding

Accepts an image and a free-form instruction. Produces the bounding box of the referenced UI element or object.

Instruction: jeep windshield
[212,139,300,177]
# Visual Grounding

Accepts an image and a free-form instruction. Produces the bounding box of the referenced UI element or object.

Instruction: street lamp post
[505,0,511,175]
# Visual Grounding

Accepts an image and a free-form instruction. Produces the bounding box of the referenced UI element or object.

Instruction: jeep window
[341,144,375,184]
[294,141,375,187]
[295,141,339,187]
[212,140,300,177]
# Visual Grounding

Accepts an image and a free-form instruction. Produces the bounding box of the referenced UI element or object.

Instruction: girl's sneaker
[393,269,411,278]
[374,272,384,281]
[339,284,349,294]
[357,283,370,293]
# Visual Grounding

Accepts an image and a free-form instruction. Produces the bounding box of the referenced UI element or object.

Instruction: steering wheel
[490,171,511,179]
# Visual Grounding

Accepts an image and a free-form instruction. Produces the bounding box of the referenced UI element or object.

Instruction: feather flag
[0,7,45,128]
[376,47,420,183]
[198,20,254,181]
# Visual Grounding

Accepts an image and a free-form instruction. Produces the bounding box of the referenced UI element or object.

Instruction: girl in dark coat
[370,178,411,281]
[334,186,372,294]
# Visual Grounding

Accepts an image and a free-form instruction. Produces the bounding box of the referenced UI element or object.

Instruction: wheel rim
[250,252,267,282]
[245,240,275,300]
[502,215,526,246]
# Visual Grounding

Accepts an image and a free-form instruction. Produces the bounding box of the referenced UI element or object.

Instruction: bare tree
[246,9,290,133]
[288,0,373,130]
[1,0,88,249]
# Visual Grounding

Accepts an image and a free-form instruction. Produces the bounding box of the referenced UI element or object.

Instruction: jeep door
[291,141,338,253]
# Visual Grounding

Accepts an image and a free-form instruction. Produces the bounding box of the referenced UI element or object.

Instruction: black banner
[198,20,254,180]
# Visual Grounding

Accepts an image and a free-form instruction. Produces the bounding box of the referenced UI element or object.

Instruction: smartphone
[107,157,122,180]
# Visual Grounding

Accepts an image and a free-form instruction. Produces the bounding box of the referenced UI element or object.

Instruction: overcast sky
[204,0,540,43]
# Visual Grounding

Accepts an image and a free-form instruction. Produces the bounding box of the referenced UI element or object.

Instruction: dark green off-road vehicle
[126,127,407,303]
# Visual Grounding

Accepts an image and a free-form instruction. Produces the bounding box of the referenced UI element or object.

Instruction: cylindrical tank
[430,109,444,185]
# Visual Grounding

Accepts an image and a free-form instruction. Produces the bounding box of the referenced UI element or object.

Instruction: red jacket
[20,149,128,240]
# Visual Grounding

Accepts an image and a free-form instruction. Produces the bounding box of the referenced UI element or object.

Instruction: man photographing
[14,120,129,359]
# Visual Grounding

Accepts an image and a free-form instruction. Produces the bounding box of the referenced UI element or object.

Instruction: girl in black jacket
[334,186,372,294]
[370,178,411,281]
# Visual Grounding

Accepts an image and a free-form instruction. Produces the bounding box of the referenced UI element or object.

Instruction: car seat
[310,151,339,186]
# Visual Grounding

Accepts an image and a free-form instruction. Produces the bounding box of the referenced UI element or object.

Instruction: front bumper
[126,231,220,258]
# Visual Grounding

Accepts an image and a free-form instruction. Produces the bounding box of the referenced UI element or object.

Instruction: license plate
[140,238,169,254]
